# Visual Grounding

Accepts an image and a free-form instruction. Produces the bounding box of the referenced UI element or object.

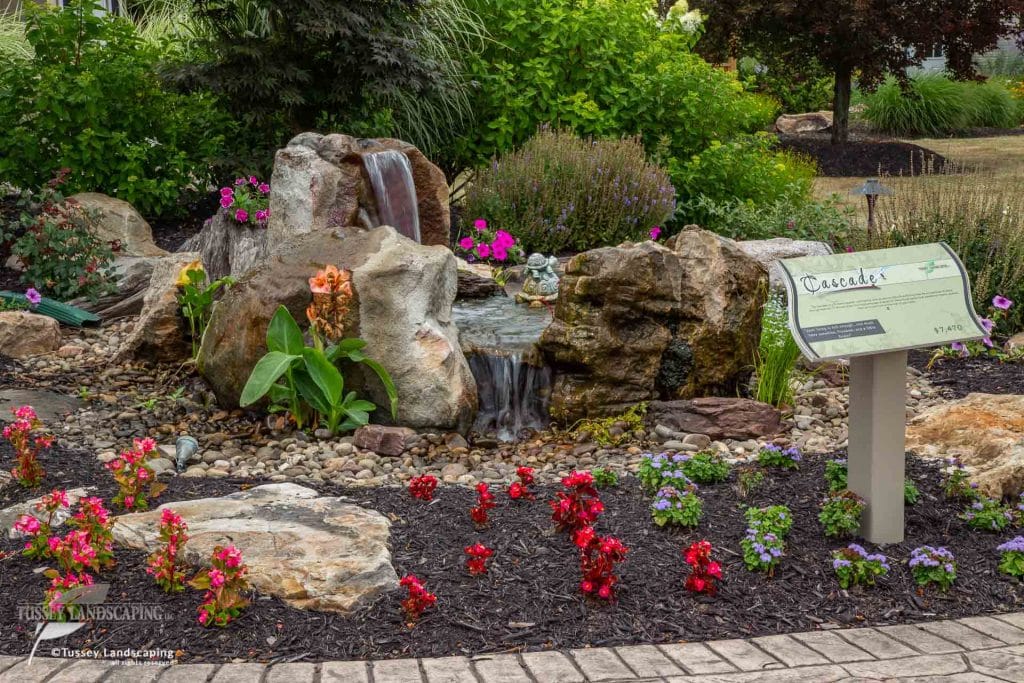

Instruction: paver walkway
[3,613,1024,682]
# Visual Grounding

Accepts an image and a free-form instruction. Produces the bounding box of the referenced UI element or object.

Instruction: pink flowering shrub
[3,405,53,487]
[464,543,494,576]
[105,437,166,511]
[399,574,436,623]
[13,488,68,560]
[38,496,115,619]
[68,496,116,570]
[190,545,250,627]
[550,471,604,534]
[456,219,522,265]
[574,525,628,601]
[219,176,270,227]
[146,509,190,593]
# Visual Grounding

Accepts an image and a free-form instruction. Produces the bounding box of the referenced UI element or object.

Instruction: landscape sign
[778,243,986,361]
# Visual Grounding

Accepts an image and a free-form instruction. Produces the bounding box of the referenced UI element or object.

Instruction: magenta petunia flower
[649,226,662,240]
[493,230,515,248]
[249,176,258,185]
[983,337,994,348]
[459,237,475,250]
[220,187,233,197]
[980,317,995,333]
[476,243,491,259]
[491,246,508,262]
[220,195,233,208]
[258,183,270,194]
[473,219,487,232]
[235,209,249,222]
[234,178,246,186]
[993,295,1013,310]
[25,288,41,305]
[951,341,970,357]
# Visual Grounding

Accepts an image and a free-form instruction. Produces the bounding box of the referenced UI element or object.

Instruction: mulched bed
[778,134,947,177]
[1,442,1021,664]
[910,349,1024,399]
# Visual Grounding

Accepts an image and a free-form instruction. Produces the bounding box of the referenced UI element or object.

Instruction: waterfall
[469,350,552,442]
[363,150,421,243]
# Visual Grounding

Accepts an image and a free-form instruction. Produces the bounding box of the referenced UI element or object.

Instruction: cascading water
[363,150,421,243]
[452,297,554,441]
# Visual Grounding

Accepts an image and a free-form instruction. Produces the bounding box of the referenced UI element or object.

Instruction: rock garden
[2,0,1024,674]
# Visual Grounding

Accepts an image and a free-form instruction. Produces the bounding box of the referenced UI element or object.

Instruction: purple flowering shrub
[960,497,1015,532]
[650,482,702,528]
[909,546,957,591]
[219,176,270,227]
[832,544,890,589]
[680,450,731,484]
[997,536,1024,578]
[741,505,792,573]
[932,294,1017,363]
[638,452,694,491]
[819,490,865,538]
[942,458,980,502]
[757,443,802,470]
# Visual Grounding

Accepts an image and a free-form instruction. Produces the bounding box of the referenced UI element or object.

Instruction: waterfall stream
[363,150,421,243]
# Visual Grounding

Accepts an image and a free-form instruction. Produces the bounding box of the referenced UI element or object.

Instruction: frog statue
[515,253,560,306]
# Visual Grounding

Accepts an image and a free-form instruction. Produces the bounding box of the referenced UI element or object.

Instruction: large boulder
[736,238,833,292]
[113,484,397,613]
[907,393,1024,499]
[0,311,61,358]
[775,111,833,136]
[69,192,168,257]
[115,252,199,363]
[197,226,477,431]
[539,227,767,422]
[268,133,450,249]
[181,210,270,281]
[70,255,162,318]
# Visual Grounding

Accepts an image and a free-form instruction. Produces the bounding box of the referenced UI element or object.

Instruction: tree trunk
[832,67,852,145]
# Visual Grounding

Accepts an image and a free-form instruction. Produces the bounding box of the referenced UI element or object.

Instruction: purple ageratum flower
[997,536,1024,553]
[25,288,41,306]
[847,543,868,557]
[833,558,852,569]
[653,498,671,511]
[759,552,772,563]
[993,295,1013,310]
[234,209,249,223]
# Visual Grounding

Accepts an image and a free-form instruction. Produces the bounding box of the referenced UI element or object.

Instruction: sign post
[779,243,985,543]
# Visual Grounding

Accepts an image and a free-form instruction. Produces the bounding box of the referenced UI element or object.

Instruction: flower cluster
[683,540,722,596]
[575,526,628,601]
[818,490,865,538]
[3,405,53,487]
[757,443,802,470]
[457,219,521,264]
[960,497,1015,532]
[508,466,536,501]
[470,482,496,526]
[306,265,354,343]
[680,450,730,484]
[69,496,115,570]
[948,295,1014,359]
[105,437,166,511]
[37,496,115,617]
[44,571,95,621]
[399,574,437,622]
[220,176,270,226]
[408,474,438,501]
[741,505,792,573]
[13,488,68,560]
[550,471,604,534]
[464,543,494,576]
[942,458,979,502]
[190,545,250,627]
[146,509,189,593]
[831,544,890,589]
[651,482,702,528]
[997,536,1024,578]
[909,546,957,591]
[638,452,692,491]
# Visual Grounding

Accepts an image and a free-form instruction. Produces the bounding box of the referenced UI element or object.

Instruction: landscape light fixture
[850,177,893,240]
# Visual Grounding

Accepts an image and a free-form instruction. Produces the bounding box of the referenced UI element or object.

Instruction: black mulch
[910,349,1024,399]
[778,134,947,177]
[1,441,1022,664]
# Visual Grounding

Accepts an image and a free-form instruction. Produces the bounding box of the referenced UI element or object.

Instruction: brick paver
[12,612,1024,682]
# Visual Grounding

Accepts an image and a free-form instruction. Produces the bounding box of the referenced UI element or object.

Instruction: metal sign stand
[846,350,908,543]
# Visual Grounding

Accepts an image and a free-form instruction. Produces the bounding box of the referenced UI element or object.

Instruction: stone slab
[706,639,782,671]
[471,654,532,683]
[615,644,683,677]
[957,616,1024,645]
[570,647,636,681]
[876,624,964,654]
[835,628,918,659]
[421,656,476,683]
[520,651,585,683]
[918,620,1005,650]
[842,653,968,679]
[372,658,423,683]
[321,660,370,683]
[659,643,737,675]
[751,635,830,667]
[791,631,873,663]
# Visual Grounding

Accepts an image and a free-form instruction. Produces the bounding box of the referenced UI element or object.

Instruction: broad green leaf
[360,357,398,419]
[326,338,366,362]
[302,347,343,405]
[239,351,298,406]
[294,371,331,417]
[266,305,304,355]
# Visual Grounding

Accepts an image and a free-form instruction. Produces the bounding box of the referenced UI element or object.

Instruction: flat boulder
[775,111,833,135]
[112,483,397,613]
[907,393,1024,498]
[646,397,782,441]
[0,311,61,358]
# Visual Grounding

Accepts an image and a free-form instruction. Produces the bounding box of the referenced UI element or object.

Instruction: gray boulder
[115,252,199,363]
[69,192,167,257]
[181,210,270,281]
[736,238,832,291]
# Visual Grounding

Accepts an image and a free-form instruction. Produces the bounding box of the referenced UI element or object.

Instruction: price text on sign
[778,243,986,361]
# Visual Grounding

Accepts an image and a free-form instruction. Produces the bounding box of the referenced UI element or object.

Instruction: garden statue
[516,253,560,306]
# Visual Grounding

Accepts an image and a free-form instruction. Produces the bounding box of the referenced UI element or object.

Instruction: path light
[850,178,893,241]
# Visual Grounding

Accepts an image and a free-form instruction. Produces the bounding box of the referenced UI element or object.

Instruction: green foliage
[591,468,619,489]
[960,497,1015,532]
[680,451,730,485]
[737,54,833,114]
[0,1,230,217]
[755,292,802,408]
[741,505,792,573]
[670,135,817,227]
[465,129,675,254]
[240,306,397,435]
[825,459,918,505]
[997,539,1024,578]
[832,545,890,589]
[736,468,764,498]
[943,461,980,502]
[693,195,855,248]
[651,483,702,528]
[757,444,802,470]
[6,181,117,302]
[746,505,793,538]
[909,546,957,591]
[904,479,920,505]
[819,490,865,538]
[860,74,1021,137]
[638,452,693,492]
[570,402,648,447]
[177,263,234,359]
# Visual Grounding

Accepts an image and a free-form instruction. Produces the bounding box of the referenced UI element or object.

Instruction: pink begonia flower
[473,219,488,232]
[459,237,475,250]
[255,210,268,222]
[220,195,233,208]
[209,568,226,588]
[476,243,491,259]
[235,209,249,223]
[493,230,514,248]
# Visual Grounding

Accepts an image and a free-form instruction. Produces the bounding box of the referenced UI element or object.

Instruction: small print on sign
[779,243,986,361]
